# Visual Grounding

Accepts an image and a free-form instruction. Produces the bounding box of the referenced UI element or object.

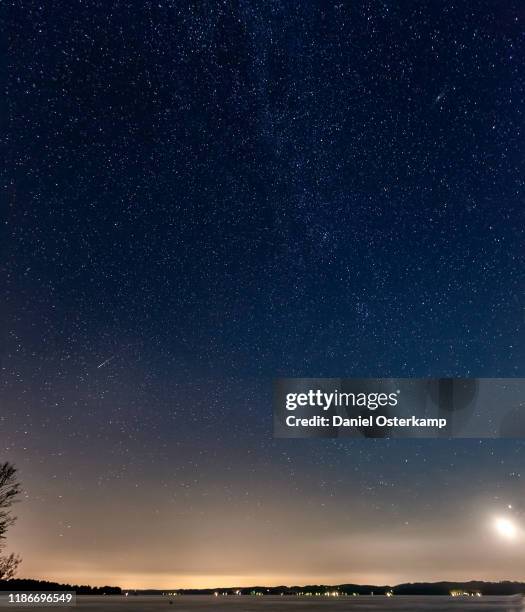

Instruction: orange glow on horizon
[22,569,525,591]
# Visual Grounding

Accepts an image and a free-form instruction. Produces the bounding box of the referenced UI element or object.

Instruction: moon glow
[494,517,518,540]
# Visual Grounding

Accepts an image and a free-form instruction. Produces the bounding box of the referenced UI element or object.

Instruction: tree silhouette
[0,463,21,580]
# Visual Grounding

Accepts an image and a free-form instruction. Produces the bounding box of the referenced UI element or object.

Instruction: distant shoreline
[2,579,525,597]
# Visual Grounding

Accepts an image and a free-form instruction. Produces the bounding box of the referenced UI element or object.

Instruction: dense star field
[3,1,525,589]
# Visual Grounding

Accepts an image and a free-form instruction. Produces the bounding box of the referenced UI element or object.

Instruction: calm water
[46,594,524,611]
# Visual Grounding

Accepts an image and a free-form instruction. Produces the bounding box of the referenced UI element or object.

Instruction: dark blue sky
[3,0,525,588]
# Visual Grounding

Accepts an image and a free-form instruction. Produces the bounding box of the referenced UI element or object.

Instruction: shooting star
[97,355,116,369]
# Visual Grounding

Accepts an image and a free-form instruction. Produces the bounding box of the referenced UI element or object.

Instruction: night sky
[3,0,525,589]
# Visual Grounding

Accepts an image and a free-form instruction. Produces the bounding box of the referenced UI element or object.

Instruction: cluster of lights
[295,591,340,597]
[450,591,482,598]
[160,590,399,599]
[296,591,391,597]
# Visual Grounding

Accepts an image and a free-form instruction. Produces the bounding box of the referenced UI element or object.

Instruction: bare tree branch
[0,463,22,580]
[0,554,21,580]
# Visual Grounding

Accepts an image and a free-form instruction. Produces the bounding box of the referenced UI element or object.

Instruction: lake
[42,594,524,611]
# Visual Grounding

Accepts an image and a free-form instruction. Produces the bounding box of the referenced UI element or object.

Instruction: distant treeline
[392,581,525,596]
[134,581,525,596]
[0,579,121,594]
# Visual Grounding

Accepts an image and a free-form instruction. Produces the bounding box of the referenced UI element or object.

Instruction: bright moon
[494,517,517,540]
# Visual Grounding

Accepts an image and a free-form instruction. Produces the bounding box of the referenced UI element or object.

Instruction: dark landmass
[133,581,525,596]
[0,579,121,594]
[393,581,525,596]
[2,579,524,596]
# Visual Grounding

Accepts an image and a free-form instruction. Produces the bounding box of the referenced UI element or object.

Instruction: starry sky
[3,0,525,589]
